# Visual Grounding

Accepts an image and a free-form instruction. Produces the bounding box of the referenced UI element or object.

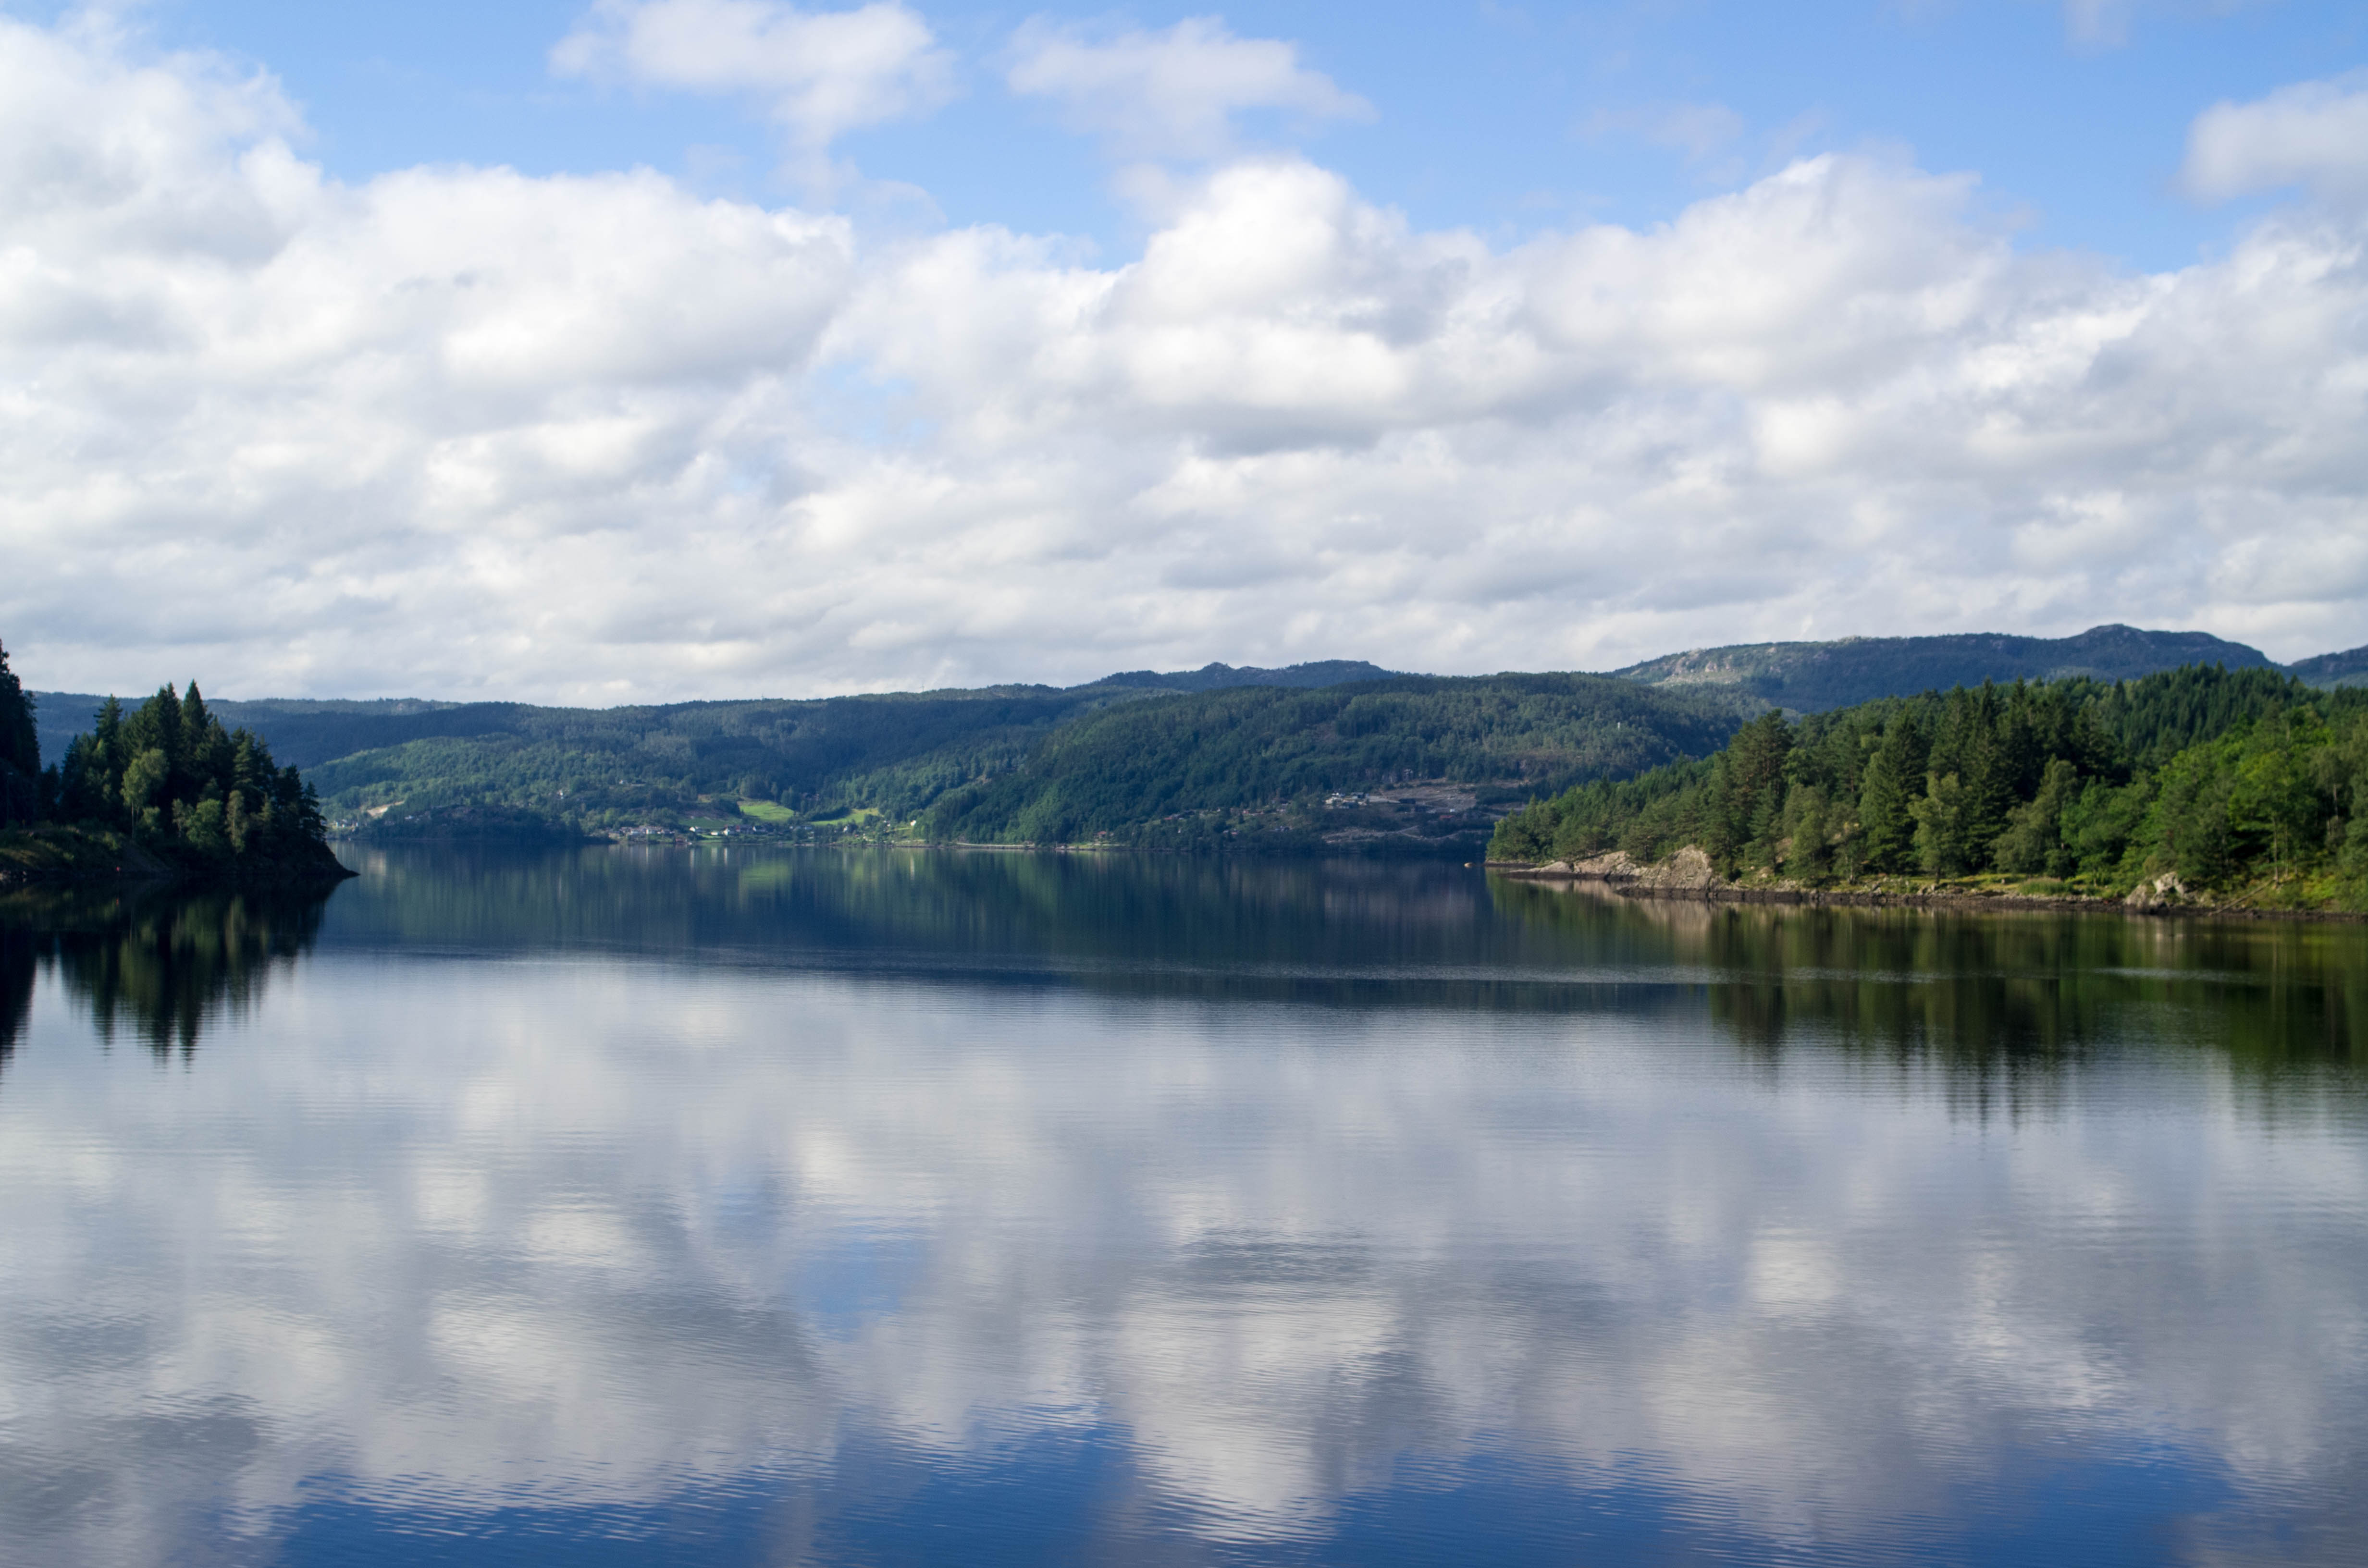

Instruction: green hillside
[923,674,1751,847]
[1492,664,2368,909]
[32,662,1435,842]
[28,661,1403,773]
[304,689,1157,834]
[27,628,2368,857]
[1612,624,2274,712]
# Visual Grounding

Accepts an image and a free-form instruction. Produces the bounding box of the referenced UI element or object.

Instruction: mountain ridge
[27,661,1408,772]
[1608,624,2287,712]
[23,626,2365,848]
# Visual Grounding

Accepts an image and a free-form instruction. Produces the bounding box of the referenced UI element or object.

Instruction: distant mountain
[1610,625,2276,712]
[2285,643,2368,689]
[922,674,1752,847]
[27,628,2360,851]
[28,663,1397,772]
[32,692,488,772]
[1081,660,1402,694]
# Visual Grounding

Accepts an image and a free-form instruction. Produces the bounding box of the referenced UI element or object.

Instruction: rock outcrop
[2123,871,2187,909]
[1629,845,1719,891]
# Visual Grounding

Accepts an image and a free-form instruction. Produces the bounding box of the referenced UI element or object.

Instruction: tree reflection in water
[0,920,30,1074]
[1490,877,2368,1114]
[0,883,332,1066]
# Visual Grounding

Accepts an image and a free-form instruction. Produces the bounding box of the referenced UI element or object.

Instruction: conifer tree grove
[1491,665,2368,908]
[48,681,331,867]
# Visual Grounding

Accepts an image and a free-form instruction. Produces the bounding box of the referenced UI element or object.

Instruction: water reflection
[333,845,2368,1080]
[0,883,330,1063]
[0,919,30,1072]
[0,849,2363,1566]
[1492,875,2368,1073]
[326,845,1708,1012]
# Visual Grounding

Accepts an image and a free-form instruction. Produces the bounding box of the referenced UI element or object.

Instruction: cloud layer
[0,15,2365,701]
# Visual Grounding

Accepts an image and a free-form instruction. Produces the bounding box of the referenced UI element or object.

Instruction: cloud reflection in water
[0,851,2363,1565]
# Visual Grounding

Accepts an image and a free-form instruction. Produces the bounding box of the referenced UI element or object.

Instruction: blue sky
[109,1,2363,265]
[2,2,2366,698]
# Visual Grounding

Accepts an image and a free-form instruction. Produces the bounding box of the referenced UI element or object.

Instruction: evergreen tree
[49,679,333,870]
[1994,757,2082,876]
[1911,772,1973,877]
[1781,784,1832,882]
[61,698,127,824]
[1712,710,1792,870]
[1492,661,2368,907]
[0,639,39,828]
[1857,711,1926,873]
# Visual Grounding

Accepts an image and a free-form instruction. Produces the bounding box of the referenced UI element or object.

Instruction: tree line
[1490,664,2368,904]
[0,641,331,870]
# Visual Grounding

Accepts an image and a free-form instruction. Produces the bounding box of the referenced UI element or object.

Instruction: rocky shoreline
[1486,847,2366,924]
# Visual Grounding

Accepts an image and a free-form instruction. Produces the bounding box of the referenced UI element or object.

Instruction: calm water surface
[2,847,2365,1565]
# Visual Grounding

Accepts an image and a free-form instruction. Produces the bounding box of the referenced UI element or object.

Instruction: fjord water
[2,851,2364,1566]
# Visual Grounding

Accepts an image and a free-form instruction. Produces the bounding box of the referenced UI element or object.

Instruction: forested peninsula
[1490,664,2368,914]
[0,642,347,885]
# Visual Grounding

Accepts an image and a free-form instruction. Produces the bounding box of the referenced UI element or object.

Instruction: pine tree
[1857,710,1926,873]
[1712,710,1792,870]
[0,640,39,827]
[1912,772,1972,877]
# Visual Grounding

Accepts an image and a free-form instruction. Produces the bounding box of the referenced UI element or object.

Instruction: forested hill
[27,662,1458,840]
[923,675,1750,847]
[30,669,1753,846]
[31,695,481,772]
[28,661,1399,772]
[25,629,2366,853]
[1491,665,2368,909]
[1612,624,2277,712]
[2284,643,2368,689]
[1070,660,1402,694]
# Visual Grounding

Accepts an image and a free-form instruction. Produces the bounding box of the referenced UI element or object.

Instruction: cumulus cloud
[1005,16,1371,162]
[2183,73,2368,205]
[550,0,953,151]
[1,15,2367,702]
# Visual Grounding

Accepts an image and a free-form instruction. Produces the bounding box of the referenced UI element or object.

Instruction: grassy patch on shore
[0,824,158,880]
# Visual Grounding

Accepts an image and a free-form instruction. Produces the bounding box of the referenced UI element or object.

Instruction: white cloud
[2183,73,2368,205]
[1005,15,1372,162]
[551,0,953,151]
[2,17,2368,702]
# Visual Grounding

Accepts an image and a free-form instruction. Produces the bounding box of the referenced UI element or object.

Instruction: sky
[0,0,2364,702]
